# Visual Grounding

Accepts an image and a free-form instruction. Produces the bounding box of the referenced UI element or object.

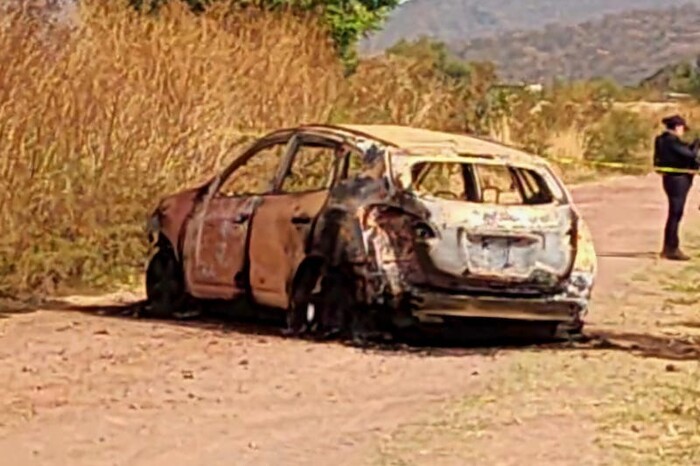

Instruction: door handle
[291,214,311,225]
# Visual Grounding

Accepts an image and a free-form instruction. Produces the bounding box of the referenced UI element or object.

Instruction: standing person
[653,115,700,260]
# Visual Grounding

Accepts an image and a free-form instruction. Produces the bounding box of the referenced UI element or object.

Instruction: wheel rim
[306,302,316,323]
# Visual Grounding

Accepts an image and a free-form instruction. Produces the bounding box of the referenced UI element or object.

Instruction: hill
[641,56,700,92]
[452,5,700,84]
[361,0,700,53]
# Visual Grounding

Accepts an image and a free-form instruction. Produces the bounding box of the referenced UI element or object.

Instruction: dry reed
[0,1,341,295]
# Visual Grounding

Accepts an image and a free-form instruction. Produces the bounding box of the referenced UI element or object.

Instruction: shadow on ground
[36,297,700,362]
[595,251,661,259]
[0,299,40,320]
[578,329,700,362]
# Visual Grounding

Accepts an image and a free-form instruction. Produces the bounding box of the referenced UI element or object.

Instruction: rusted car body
[145,124,597,338]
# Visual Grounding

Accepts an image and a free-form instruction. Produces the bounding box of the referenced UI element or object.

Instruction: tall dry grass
[0,1,342,295]
[2,1,700,298]
[338,55,490,133]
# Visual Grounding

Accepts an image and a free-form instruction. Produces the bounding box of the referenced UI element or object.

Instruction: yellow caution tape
[549,156,700,175]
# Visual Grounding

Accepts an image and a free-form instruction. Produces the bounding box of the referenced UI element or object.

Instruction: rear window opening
[410,161,555,205]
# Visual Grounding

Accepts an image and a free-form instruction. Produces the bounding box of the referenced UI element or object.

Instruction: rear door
[411,160,576,287]
[182,137,291,299]
[247,133,344,309]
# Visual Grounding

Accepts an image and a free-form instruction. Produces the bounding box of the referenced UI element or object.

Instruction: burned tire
[287,261,323,336]
[316,266,360,339]
[144,242,189,319]
[289,262,369,341]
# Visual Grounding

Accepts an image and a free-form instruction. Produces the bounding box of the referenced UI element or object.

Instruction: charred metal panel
[248,190,330,309]
[320,147,597,326]
[182,196,258,300]
[155,185,206,258]
[414,292,580,322]
[418,198,574,285]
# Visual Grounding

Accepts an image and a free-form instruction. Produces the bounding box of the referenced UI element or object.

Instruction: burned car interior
[410,160,556,205]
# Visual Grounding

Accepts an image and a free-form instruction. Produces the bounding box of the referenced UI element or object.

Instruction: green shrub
[584,109,652,172]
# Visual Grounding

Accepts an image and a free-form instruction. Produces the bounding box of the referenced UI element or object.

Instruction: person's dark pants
[662,174,693,252]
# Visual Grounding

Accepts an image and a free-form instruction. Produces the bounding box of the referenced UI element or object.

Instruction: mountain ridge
[454,5,700,84]
[363,1,700,85]
[362,0,700,53]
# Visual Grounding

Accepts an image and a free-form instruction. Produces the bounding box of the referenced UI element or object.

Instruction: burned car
[145,124,597,340]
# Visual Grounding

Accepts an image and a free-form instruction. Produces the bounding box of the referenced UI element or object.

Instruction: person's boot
[661,248,691,261]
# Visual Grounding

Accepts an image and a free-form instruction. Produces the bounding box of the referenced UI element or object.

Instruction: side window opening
[411,162,466,200]
[474,164,523,204]
[513,167,554,204]
[343,149,365,180]
[410,161,554,205]
[218,141,287,197]
[279,141,338,194]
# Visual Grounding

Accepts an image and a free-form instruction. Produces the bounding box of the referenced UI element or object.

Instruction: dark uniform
[653,117,700,258]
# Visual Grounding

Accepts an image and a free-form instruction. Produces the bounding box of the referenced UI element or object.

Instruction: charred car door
[182,136,292,300]
[247,133,343,309]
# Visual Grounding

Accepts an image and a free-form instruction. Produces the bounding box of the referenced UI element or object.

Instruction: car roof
[293,124,550,167]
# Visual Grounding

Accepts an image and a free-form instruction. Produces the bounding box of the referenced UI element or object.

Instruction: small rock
[248,441,258,450]
[94,329,110,336]
[666,363,680,372]
[471,370,479,376]
[239,359,249,366]
[182,370,194,379]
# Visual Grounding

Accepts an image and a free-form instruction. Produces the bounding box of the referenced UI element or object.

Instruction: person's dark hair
[662,114,688,131]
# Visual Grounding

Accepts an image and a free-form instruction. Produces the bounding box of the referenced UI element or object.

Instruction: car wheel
[286,262,321,336]
[290,262,374,341]
[144,243,191,319]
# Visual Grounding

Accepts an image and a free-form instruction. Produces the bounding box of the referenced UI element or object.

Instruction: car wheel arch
[288,255,326,300]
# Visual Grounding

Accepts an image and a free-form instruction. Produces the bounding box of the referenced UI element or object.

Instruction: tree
[130,0,400,70]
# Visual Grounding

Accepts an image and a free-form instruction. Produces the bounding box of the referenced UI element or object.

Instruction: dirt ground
[2,173,699,466]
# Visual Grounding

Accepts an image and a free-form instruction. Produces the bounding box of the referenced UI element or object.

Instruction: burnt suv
[145,124,597,339]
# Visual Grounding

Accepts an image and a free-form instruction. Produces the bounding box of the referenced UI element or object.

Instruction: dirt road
[1,173,698,466]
